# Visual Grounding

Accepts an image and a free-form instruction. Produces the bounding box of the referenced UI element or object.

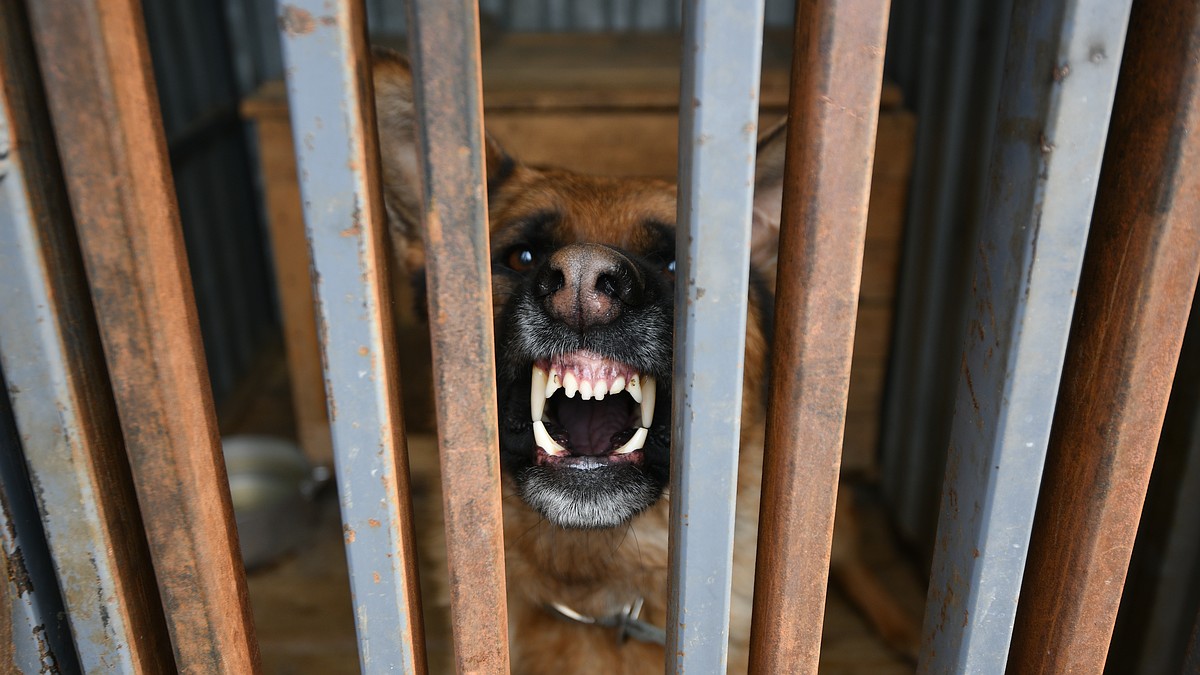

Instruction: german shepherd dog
[372,49,917,674]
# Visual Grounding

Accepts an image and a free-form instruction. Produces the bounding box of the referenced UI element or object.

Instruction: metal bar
[275,2,427,671]
[24,0,261,670]
[404,1,511,671]
[1007,0,1200,670]
[881,0,1012,549]
[746,0,890,672]
[0,3,176,670]
[918,0,1132,671]
[0,366,81,674]
[666,0,765,669]
[1103,291,1200,674]
[1130,361,1200,674]
[1187,607,1200,674]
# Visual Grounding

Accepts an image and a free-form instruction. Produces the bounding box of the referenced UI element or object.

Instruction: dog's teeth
[545,370,561,399]
[594,380,608,400]
[614,427,648,455]
[564,372,579,398]
[531,366,548,422]
[610,376,625,395]
[627,375,642,403]
[533,420,568,457]
[580,380,593,400]
[640,376,656,428]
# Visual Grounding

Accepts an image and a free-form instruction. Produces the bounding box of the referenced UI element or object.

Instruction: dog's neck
[503,487,672,619]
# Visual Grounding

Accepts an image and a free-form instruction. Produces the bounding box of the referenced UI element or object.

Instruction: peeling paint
[279,5,316,36]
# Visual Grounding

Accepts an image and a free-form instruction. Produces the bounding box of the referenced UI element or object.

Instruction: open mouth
[529,350,657,469]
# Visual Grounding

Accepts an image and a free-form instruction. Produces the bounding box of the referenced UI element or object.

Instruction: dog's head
[374,49,785,530]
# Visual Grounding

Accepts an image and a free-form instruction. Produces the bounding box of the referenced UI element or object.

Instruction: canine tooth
[545,371,561,399]
[610,376,625,395]
[594,380,608,400]
[533,420,568,457]
[640,376,656,428]
[614,427,648,455]
[564,372,579,398]
[627,376,642,403]
[580,380,593,400]
[531,367,548,422]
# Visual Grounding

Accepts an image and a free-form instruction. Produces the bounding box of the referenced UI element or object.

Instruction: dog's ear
[372,47,511,273]
[750,118,787,289]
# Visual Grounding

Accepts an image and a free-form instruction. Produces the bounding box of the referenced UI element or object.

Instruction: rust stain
[343,524,356,543]
[358,346,369,356]
[5,546,35,596]
[279,5,316,36]
[367,518,381,528]
[373,572,381,584]
[962,353,982,428]
[1039,133,1055,155]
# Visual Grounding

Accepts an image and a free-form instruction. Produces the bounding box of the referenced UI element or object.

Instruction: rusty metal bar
[404,1,511,671]
[666,0,764,669]
[746,1,890,672]
[24,0,260,671]
[918,0,1132,671]
[1006,1,1200,671]
[1187,610,1200,674]
[275,1,427,671]
[0,3,175,670]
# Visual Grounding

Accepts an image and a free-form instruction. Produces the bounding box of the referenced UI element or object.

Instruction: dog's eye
[506,247,539,272]
[664,259,676,278]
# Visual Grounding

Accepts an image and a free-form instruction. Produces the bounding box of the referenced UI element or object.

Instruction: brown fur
[372,49,916,673]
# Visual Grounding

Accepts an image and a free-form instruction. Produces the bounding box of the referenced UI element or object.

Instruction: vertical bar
[746,1,891,672]
[667,0,765,670]
[1187,609,1200,674]
[276,2,427,671]
[881,0,1013,547]
[918,0,1132,671]
[1105,293,1200,675]
[404,1,511,671]
[0,3,175,670]
[1007,0,1200,671]
[24,1,261,671]
[0,367,81,674]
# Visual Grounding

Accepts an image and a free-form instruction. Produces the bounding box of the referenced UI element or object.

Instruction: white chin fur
[518,472,658,529]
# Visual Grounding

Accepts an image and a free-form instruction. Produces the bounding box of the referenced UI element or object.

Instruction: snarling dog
[372,49,917,673]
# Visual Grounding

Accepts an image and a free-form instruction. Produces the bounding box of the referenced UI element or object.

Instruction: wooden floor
[227,346,924,674]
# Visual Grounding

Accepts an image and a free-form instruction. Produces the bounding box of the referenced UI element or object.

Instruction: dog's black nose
[533,243,644,330]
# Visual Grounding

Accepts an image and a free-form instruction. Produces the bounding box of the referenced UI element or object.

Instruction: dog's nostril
[596,269,642,307]
[533,267,565,298]
[596,272,619,299]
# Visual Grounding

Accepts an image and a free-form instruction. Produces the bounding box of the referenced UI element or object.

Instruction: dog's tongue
[555,396,633,456]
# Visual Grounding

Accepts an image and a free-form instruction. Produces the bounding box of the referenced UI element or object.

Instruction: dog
[371,48,917,673]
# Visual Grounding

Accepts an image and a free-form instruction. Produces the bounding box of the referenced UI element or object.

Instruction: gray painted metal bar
[0,369,80,674]
[403,1,511,671]
[918,0,1132,671]
[881,0,1014,548]
[1007,0,1200,668]
[0,5,173,671]
[666,0,765,669]
[276,2,427,671]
